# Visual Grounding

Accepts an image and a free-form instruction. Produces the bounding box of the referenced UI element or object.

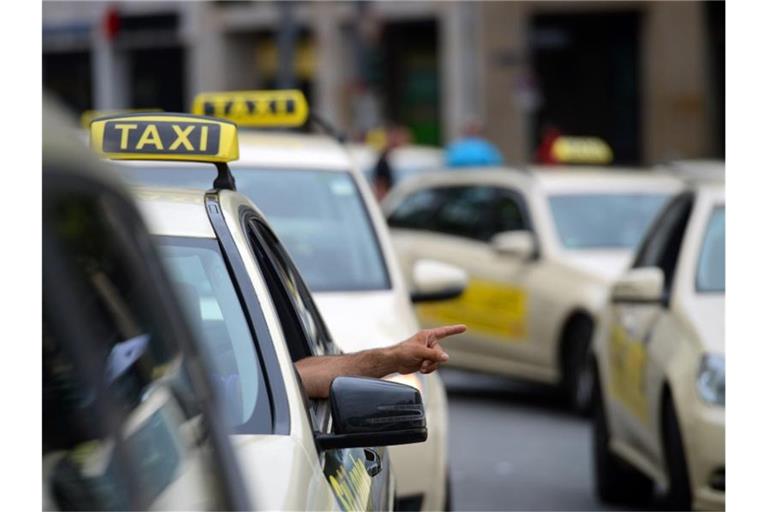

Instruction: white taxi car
[591,167,724,510]
[383,166,683,412]
[89,112,430,510]
[44,100,249,510]
[347,142,445,187]
[117,90,465,511]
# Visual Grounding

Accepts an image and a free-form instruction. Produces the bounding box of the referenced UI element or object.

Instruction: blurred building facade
[43,0,724,165]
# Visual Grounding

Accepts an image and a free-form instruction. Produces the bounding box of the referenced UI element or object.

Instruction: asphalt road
[441,368,634,511]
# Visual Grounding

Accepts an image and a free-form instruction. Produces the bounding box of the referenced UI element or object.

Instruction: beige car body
[134,186,395,510]
[382,168,683,388]
[119,132,450,510]
[593,177,725,510]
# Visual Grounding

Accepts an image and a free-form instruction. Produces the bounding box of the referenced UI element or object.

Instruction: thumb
[415,345,449,363]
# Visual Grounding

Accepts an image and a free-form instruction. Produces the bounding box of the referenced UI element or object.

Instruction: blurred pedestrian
[373,124,410,200]
[445,120,503,168]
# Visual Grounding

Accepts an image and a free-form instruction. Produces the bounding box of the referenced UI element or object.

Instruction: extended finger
[425,324,467,345]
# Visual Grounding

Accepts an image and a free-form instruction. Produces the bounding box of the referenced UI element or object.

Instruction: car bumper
[683,402,725,510]
[388,371,449,511]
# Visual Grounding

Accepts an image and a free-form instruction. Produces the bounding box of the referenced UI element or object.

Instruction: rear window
[548,193,670,249]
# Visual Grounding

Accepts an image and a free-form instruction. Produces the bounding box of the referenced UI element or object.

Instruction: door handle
[363,448,382,477]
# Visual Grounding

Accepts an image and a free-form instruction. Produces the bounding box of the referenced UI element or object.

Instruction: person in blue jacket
[445,120,504,168]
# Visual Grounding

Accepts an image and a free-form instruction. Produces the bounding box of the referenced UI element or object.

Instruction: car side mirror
[611,267,665,303]
[491,230,535,260]
[315,376,427,450]
[410,259,468,303]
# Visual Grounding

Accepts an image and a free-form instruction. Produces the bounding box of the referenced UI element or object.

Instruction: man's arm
[295,325,466,398]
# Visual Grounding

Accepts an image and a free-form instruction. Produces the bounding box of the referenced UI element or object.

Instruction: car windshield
[121,165,390,292]
[547,193,670,249]
[696,206,725,293]
[156,236,271,433]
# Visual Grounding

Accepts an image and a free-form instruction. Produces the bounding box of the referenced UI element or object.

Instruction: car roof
[131,186,215,238]
[656,159,725,186]
[346,143,444,169]
[527,167,684,193]
[694,180,725,203]
[235,131,351,171]
[393,166,683,195]
[114,131,354,174]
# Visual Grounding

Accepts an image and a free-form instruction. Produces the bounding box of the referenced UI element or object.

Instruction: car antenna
[309,112,347,144]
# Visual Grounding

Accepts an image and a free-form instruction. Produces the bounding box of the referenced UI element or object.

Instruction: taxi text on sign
[191,89,309,127]
[90,114,239,163]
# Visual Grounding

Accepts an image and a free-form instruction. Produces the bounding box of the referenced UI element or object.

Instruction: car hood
[559,250,634,281]
[313,290,418,353]
[681,294,725,354]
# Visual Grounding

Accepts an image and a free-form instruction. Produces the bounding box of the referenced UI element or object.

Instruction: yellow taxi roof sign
[89,113,239,163]
[191,89,309,128]
[551,136,613,165]
[80,108,162,129]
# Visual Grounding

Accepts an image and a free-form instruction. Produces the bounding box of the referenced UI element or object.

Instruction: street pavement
[441,368,656,511]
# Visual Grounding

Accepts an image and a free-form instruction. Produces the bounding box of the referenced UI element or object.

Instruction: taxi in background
[591,164,724,510]
[115,90,465,511]
[43,99,249,510]
[89,111,430,510]
[382,150,683,413]
[347,141,445,187]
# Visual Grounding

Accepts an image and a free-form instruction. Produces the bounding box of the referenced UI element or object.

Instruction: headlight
[696,354,725,406]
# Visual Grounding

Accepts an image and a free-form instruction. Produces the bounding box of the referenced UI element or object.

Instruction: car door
[391,184,539,366]
[43,170,247,510]
[244,214,391,512]
[607,192,694,453]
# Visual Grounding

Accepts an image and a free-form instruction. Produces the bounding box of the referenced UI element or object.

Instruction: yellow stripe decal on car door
[416,278,527,341]
[608,325,650,423]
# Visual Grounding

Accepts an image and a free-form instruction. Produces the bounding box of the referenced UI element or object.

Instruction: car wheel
[592,359,654,504]
[662,396,692,510]
[562,317,594,415]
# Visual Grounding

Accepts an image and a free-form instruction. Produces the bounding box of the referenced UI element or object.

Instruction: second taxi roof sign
[191,89,309,128]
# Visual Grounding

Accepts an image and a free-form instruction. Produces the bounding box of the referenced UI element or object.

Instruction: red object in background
[103,6,121,41]
[536,126,561,164]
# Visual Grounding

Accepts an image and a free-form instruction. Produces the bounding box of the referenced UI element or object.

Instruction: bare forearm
[294,325,465,399]
[295,348,396,398]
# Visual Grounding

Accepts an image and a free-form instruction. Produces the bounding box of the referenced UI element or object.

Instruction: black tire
[443,470,453,511]
[662,396,693,510]
[562,317,595,415]
[592,359,654,504]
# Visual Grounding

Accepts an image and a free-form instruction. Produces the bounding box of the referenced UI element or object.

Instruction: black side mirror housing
[315,376,427,450]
